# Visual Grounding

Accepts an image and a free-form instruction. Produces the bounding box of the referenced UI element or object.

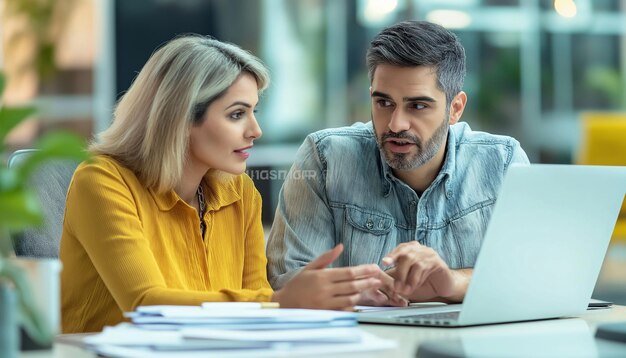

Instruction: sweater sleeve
[64,160,272,313]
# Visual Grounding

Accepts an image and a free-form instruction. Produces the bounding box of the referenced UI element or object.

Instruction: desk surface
[22,305,626,358]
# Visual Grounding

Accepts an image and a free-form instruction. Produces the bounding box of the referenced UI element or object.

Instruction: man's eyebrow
[371,91,436,103]
[404,96,436,103]
[225,101,253,110]
[371,91,392,99]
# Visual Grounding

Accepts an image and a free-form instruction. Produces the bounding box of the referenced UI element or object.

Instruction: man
[266,21,529,305]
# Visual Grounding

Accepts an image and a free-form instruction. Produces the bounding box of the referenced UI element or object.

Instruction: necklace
[197,184,206,240]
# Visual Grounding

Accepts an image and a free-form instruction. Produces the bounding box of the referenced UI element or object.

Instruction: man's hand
[356,270,409,307]
[273,244,385,311]
[382,241,471,302]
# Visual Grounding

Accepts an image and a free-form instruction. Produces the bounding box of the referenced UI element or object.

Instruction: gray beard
[374,118,449,171]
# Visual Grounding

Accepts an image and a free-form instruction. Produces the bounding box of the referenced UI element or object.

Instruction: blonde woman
[60,36,387,333]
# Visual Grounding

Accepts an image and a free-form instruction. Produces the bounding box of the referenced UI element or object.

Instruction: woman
[60,36,386,333]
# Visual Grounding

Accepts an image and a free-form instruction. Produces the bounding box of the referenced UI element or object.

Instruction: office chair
[577,112,626,242]
[7,149,80,258]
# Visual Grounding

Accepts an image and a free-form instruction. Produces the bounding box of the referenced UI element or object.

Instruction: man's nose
[387,109,410,133]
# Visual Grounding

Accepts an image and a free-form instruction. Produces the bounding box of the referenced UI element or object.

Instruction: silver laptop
[358,164,626,327]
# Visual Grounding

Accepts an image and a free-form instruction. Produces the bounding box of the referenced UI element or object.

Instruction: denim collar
[365,122,394,197]
[374,124,456,199]
[438,128,456,199]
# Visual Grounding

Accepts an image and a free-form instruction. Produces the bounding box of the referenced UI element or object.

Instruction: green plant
[0,72,88,345]
[584,66,626,110]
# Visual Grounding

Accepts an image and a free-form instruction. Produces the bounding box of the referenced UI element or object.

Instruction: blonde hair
[91,35,269,192]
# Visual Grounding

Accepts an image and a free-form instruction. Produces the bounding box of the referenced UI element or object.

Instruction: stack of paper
[82,303,396,357]
[125,304,358,330]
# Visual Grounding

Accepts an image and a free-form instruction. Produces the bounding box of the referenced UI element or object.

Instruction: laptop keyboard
[396,311,461,325]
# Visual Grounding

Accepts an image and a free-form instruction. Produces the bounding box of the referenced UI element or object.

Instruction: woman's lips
[234,146,252,159]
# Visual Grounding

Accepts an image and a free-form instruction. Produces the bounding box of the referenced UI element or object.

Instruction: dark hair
[366,21,466,105]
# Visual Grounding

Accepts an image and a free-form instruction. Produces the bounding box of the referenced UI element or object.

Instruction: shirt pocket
[343,206,395,266]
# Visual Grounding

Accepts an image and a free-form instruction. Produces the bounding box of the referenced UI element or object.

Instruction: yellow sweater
[60,156,273,333]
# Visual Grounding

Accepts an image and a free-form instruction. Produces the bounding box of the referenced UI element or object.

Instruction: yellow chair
[577,112,626,242]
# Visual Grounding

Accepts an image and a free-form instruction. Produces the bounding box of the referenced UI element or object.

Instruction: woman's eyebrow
[225,101,252,110]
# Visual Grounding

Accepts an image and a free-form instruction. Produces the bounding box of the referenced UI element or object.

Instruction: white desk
[22,306,626,358]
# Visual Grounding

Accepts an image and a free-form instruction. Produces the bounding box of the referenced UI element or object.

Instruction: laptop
[357,164,626,327]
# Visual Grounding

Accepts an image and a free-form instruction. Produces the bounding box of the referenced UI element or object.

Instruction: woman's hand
[272,244,384,311]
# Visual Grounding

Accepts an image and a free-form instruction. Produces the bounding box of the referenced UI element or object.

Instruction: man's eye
[411,103,427,110]
[376,99,393,108]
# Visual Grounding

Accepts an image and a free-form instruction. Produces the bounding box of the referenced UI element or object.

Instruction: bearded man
[267,21,529,305]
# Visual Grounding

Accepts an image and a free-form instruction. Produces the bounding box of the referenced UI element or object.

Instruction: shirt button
[410,200,417,206]
[366,219,374,230]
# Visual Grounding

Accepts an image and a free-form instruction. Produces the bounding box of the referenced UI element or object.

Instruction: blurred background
[1,0,625,302]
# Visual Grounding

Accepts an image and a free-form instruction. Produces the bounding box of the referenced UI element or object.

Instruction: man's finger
[385,290,409,306]
[331,277,382,296]
[329,264,381,282]
[390,253,413,292]
[328,293,362,311]
[382,242,422,265]
[371,269,397,296]
[406,262,434,295]
[373,269,395,285]
[358,289,393,307]
[305,244,344,270]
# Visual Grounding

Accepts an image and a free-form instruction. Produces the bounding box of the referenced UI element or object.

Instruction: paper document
[133,320,355,331]
[90,331,395,358]
[84,324,183,346]
[355,302,447,312]
[201,302,279,309]
[127,305,356,327]
[182,327,362,343]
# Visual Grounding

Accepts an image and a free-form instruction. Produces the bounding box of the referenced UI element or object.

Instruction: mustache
[380,131,422,147]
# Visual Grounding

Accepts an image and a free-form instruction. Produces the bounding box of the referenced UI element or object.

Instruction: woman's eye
[230,110,245,120]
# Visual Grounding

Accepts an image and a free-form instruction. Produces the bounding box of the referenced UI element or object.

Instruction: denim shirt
[266,121,529,289]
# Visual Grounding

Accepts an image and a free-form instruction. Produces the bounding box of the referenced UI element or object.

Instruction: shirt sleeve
[508,139,531,167]
[64,160,272,313]
[266,136,338,289]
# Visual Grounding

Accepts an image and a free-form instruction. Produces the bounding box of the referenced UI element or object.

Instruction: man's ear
[369,86,373,96]
[448,91,467,125]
